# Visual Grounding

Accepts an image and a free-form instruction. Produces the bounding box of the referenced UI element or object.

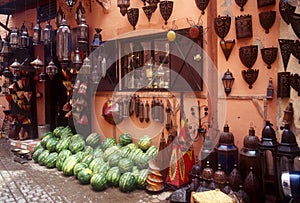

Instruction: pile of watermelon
[32,126,159,192]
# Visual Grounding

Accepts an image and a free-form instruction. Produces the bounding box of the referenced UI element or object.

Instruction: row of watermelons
[32,126,159,192]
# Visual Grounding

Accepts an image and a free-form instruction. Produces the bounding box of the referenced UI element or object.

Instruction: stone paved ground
[0,139,170,203]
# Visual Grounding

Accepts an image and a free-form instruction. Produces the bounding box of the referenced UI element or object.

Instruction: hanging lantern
[77,13,89,44]
[65,0,77,9]
[258,120,279,202]
[117,0,130,16]
[30,56,44,71]
[149,0,160,13]
[33,19,42,45]
[3,67,11,79]
[91,65,100,85]
[56,6,64,28]
[43,21,54,46]
[56,18,71,69]
[39,72,46,82]
[276,124,300,201]
[239,124,260,180]
[10,59,21,73]
[81,57,91,75]
[91,28,103,52]
[215,123,238,175]
[19,27,29,49]
[9,28,19,49]
[45,59,58,80]
[73,47,82,71]
[1,37,12,62]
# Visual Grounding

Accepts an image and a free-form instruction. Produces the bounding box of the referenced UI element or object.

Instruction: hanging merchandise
[77,13,89,44]
[215,123,238,175]
[139,100,144,123]
[165,99,171,131]
[118,97,124,121]
[135,95,140,118]
[145,100,150,123]
[56,18,72,69]
[102,99,123,125]
[123,96,130,118]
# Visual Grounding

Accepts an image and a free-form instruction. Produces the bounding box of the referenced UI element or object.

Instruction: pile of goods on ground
[32,126,159,192]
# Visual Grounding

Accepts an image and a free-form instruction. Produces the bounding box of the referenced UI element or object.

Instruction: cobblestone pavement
[0,139,170,203]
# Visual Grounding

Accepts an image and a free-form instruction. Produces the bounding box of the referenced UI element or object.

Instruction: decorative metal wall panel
[261,47,278,69]
[278,72,291,98]
[239,45,258,69]
[290,73,300,96]
[127,8,139,30]
[235,15,253,39]
[235,0,248,11]
[279,1,296,25]
[242,69,259,89]
[259,11,276,34]
[291,13,300,39]
[279,39,294,71]
[159,1,173,25]
[291,40,300,64]
[214,15,231,39]
[195,0,210,15]
[257,0,276,8]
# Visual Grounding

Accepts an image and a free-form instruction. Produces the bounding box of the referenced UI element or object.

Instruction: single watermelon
[62,155,78,176]
[119,172,136,192]
[74,163,89,178]
[101,138,117,151]
[108,152,122,168]
[145,145,159,158]
[135,153,151,170]
[106,167,121,187]
[33,142,43,152]
[93,162,109,175]
[56,137,71,153]
[37,150,50,166]
[46,137,59,152]
[83,146,94,156]
[69,139,85,154]
[126,143,137,151]
[103,146,120,162]
[93,148,104,158]
[136,169,148,189]
[86,133,102,148]
[40,133,54,148]
[119,133,132,146]
[33,148,45,162]
[78,168,93,184]
[56,149,72,171]
[75,151,85,162]
[120,146,131,158]
[45,152,58,168]
[81,154,94,166]
[132,166,140,180]
[118,158,134,173]
[91,173,107,191]
[137,135,152,151]
[89,158,104,172]
[53,126,65,138]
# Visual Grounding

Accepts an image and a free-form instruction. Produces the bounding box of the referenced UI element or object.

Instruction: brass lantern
[215,123,238,175]
[19,27,29,49]
[43,21,54,46]
[91,28,103,52]
[117,0,130,16]
[222,69,235,95]
[30,56,44,71]
[45,59,58,80]
[33,19,42,45]
[9,28,19,49]
[56,18,71,69]
[73,47,82,71]
[258,120,279,201]
[77,13,89,44]
[276,124,300,201]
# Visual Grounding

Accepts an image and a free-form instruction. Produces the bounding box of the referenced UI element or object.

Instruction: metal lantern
[56,6,64,28]
[149,0,160,13]
[19,27,29,49]
[43,21,54,46]
[258,120,279,201]
[9,28,19,49]
[200,135,217,171]
[73,47,82,71]
[33,19,42,45]
[276,124,300,201]
[45,59,58,80]
[10,59,21,73]
[220,39,235,61]
[127,8,139,30]
[159,0,173,25]
[215,123,238,175]
[30,56,44,71]
[117,0,130,16]
[81,57,91,75]
[77,13,89,44]
[91,28,103,52]
[56,18,71,69]
[240,125,260,180]
[222,69,234,95]
[266,77,274,99]
[1,37,12,62]
[282,102,294,127]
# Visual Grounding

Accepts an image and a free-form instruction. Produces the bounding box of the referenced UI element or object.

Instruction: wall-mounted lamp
[222,69,234,95]
[127,8,139,30]
[195,0,210,15]
[117,0,130,16]
[220,39,235,61]
[159,0,173,25]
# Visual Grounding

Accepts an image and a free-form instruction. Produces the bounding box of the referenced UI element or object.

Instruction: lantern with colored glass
[215,123,238,174]
[258,120,279,201]
[56,18,71,69]
[222,69,234,96]
[77,13,89,44]
[240,124,260,180]
[33,19,42,45]
[91,28,103,52]
[43,21,54,46]
[276,124,300,201]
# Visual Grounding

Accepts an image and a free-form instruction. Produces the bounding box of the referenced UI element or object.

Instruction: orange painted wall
[3,0,299,154]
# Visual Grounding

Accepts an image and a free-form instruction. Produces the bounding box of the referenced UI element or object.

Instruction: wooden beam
[5,14,9,27]
[0,20,11,33]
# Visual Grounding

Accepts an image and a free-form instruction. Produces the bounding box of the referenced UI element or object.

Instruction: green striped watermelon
[119,133,132,146]
[91,173,107,191]
[56,149,72,171]
[101,138,117,151]
[93,162,109,175]
[136,153,151,170]
[137,135,152,151]
[75,151,85,162]
[60,126,73,139]
[81,154,94,166]
[33,142,43,152]
[103,146,120,162]
[45,152,58,168]
[37,150,50,166]
[56,137,71,153]
[74,163,88,178]
[93,148,103,158]
[106,167,121,187]
[119,172,136,192]
[40,133,54,148]
[118,158,134,173]
[53,126,65,138]
[136,169,148,189]
[120,146,131,158]
[69,139,85,154]
[78,168,93,184]
[86,133,102,148]
[128,148,143,161]
[108,152,122,167]
[126,143,137,151]
[83,146,94,156]
[62,155,78,176]
[70,134,84,142]
[41,131,53,139]
[33,148,45,162]
[89,158,104,172]
[46,137,59,152]
[132,166,140,180]
[145,145,159,158]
